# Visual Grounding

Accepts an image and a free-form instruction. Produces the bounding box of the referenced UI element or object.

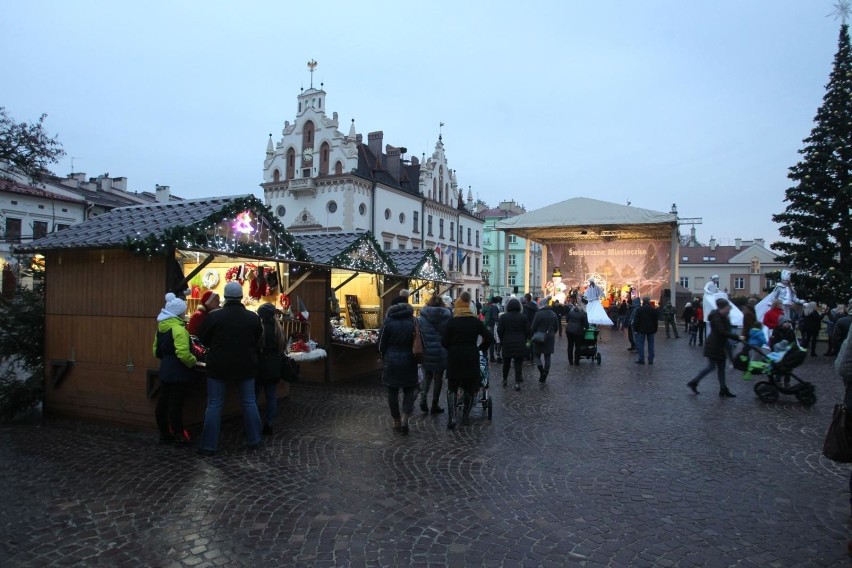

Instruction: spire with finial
[348,118,356,138]
[266,133,274,155]
[307,59,318,88]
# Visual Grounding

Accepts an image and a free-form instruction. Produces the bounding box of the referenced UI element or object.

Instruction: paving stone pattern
[1,330,850,566]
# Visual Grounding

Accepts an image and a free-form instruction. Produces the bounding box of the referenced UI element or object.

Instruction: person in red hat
[187,290,220,336]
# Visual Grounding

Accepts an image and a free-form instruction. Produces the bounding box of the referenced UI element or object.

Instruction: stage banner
[547,240,671,301]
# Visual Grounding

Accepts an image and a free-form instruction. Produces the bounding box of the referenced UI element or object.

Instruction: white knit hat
[158,293,187,322]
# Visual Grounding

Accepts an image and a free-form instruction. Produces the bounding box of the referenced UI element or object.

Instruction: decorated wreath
[202,269,220,289]
[279,293,291,310]
[225,264,245,285]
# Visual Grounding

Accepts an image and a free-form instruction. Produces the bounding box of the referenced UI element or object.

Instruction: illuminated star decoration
[232,211,255,234]
[829,0,852,24]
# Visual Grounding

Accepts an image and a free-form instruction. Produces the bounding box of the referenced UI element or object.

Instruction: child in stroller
[747,340,815,406]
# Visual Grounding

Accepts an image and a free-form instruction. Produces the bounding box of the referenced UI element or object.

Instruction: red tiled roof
[679,245,741,263]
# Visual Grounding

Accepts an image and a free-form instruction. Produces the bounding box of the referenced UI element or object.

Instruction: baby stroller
[737,342,815,406]
[577,325,602,365]
[457,352,493,420]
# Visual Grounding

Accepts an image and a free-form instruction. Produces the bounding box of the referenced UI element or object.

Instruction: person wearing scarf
[441,292,492,429]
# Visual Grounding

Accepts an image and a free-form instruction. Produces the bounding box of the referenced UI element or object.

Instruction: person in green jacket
[153,293,197,444]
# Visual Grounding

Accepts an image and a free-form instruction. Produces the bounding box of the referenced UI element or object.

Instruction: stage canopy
[494,197,680,304]
[494,197,677,243]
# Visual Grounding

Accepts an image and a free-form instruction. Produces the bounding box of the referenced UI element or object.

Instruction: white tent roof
[494,197,677,242]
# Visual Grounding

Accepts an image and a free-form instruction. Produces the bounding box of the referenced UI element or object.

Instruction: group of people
[153,283,287,455]
[378,290,491,432]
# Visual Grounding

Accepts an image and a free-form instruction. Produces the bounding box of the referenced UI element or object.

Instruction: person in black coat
[531,301,559,382]
[565,304,590,365]
[497,298,531,391]
[522,294,539,361]
[632,297,659,365]
[197,282,264,455]
[687,298,742,397]
[442,292,492,428]
[256,302,286,436]
[681,303,696,334]
[418,295,452,414]
[799,302,824,356]
[378,301,419,434]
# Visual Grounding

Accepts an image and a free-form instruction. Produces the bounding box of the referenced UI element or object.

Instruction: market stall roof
[297,231,398,275]
[386,249,450,283]
[18,195,310,262]
[494,197,678,243]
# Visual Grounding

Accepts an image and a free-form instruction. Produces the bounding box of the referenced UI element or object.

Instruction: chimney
[709,237,717,251]
[155,184,170,203]
[367,131,383,158]
[113,177,127,192]
[735,238,742,250]
[755,238,765,247]
[689,226,696,247]
[385,145,401,181]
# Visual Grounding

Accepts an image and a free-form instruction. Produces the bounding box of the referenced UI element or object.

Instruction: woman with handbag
[256,303,286,436]
[497,298,530,391]
[530,300,558,382]
[378,301,419,434]
[418,295,452,414]
[442,292,492,429]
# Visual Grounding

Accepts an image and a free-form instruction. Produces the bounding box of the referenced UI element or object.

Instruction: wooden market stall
[385,249,452,315]
[297,232,399,383]
[19,195,313,429]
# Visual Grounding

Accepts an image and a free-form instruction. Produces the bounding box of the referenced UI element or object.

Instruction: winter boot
[400,413,410,435]
[461,393,474,426]
[446,391,458,430]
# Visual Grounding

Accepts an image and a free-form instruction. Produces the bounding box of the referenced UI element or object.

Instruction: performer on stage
[703,275,744,328]
[584,279,614,326]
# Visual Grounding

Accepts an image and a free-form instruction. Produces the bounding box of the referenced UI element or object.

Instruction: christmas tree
[772,21,852,302]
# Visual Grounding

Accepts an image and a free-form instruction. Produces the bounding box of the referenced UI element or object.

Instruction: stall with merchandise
[298,232,399,383]
[20,195,314,428]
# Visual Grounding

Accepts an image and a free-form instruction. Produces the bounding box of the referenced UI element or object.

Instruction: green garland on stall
[122,196,310,261]
[326,231,399,275]
[412,249,448,282]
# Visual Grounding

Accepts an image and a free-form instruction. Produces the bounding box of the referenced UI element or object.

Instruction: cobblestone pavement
[1,329,850,567]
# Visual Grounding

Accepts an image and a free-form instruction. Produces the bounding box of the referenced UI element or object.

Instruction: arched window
[334,161,343,175]
[433,179,437,200]
[302,121,314,149]
[286,148,296,180]
[273,169,280,182]
[319,141,330,176]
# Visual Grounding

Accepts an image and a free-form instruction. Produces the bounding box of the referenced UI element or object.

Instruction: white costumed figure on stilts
[755,269,804,322]
[584,279,614,326]
[703,274,743,329]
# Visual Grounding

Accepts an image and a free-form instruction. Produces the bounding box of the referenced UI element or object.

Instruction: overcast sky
[1,1,844,248]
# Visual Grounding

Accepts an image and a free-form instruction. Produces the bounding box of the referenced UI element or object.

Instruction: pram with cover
[577,325,602,365]
[735,341,815,406]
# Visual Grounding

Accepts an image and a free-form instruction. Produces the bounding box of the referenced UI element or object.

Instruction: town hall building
[261,83,485,300]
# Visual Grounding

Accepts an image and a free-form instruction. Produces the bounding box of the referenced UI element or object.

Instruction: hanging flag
[296,295,310,322]
[434,244,442,258]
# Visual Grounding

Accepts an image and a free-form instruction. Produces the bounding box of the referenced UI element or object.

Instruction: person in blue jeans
[196,281,264,455]
[632,297,659,365]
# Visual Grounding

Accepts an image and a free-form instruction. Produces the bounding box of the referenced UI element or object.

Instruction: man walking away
[688,298,741,398]
[633,297,659,365]
[626,298,639,352]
